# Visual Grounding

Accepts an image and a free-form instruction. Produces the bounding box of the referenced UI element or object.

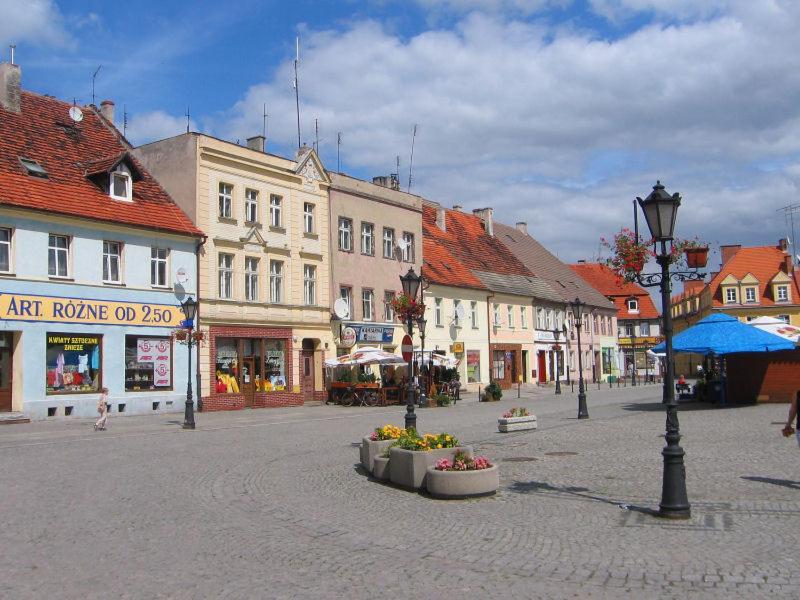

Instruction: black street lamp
[180,296,198,430]
[628,297,638,387]
[416,316,427,406]
[553,325,563,395]
[570,298,589,419]
[635,180,703,520]
[400,267,423,430]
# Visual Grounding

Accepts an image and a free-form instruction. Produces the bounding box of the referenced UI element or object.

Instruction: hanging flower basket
[684,247,709,269]
[389,294,425,321]
[172,328,188,342]
[601,228,653,283]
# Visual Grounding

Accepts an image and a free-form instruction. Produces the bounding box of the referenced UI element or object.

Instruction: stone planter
[372,456,390,481]
[498,415,537,432]
[360,437,395,474]
[425,464,499,499]
[389,446,473,491]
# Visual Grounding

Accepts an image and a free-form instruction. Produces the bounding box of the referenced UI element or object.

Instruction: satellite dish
[454,304,466,322]
[396,238,409,251]
[69,106,84,123]
[333,298,350,319]
[175,267,190,285]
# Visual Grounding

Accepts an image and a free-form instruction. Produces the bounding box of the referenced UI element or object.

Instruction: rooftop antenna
[314,118,319,153]
[407,124,418,193]
[336,132,342,173]
[122,104,128,137]
[262,102,268,148]
[185,106,190,133]
[91,65,102,105]
[778,203,800,266]
[294,36,301,150]
[9,44,16,65]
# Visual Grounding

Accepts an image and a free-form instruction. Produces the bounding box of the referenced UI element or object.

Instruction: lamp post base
[183,399,195,430]
[577,390,589,419]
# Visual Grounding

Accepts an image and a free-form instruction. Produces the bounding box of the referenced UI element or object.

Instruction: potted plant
[601,228,654,282]
[388,429,472,490]
[483,381,503,401]
[498,407,538,432]
[360,424,404,474]
[675,237,709,269]
[433,393,452,407]
[425,451,499,499]
[389,294,426,322]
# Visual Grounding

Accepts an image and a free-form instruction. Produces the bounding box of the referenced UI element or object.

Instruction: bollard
[597,381,601,390]
[609,379,613,389]
[571,382,575,393]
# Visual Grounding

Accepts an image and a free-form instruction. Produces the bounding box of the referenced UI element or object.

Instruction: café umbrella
[324,347,407,368]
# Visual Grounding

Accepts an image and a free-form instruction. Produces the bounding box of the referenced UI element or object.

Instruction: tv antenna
[91,65,102,105]
[122,104,128,137]
[262,102,268,147]
[314,118,319,153]
[337,132,342,173]
[293,36,301,150]
[68,101,84,123]
[185,106,190,133]
[778,203,800,266]
[407,124,418,193]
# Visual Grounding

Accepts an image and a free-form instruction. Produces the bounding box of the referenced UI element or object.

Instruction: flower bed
[426,452,499,499]
[360,425,405,473]
[387,428,470,490]
[498,407,537,432]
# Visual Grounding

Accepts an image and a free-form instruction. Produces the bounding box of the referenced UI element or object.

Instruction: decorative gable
[720,274,739,285]
[239,226,268,251]
[294,148,329,190]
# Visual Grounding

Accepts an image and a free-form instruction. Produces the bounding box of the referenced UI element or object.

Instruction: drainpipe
[486,292,494,392]
[195,234,207,411]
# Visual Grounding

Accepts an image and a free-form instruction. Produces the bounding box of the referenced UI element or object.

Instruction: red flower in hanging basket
[601,228,654,282]
[389,294,426,320]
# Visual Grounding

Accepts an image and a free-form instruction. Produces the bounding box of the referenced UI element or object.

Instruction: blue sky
[3,0,800,276]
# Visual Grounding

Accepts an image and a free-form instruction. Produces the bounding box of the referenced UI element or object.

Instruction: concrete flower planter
[360,437,395,474]
[425,464,499,499]
[498,415,537,433]
[372,456,390,481]
[388,446,473,491]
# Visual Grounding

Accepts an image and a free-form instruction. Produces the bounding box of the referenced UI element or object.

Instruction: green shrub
[484,381,503,401]
[433,394,452,407]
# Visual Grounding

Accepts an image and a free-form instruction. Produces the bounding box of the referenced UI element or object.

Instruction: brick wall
[726,351,800,403]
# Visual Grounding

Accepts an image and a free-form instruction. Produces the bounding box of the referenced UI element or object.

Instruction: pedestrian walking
[782,393,799,448]
[94,387,109,431]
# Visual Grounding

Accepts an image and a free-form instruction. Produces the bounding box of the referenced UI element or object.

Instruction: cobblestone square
[1,384,798,599]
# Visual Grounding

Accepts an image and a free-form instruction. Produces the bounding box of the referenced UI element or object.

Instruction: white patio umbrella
[748,317,800,345]
[324,347,406,368]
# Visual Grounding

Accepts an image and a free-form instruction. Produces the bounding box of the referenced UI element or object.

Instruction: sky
[3,0,800,279]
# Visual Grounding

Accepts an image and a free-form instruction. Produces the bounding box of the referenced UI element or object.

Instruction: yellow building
[135,135,333,410]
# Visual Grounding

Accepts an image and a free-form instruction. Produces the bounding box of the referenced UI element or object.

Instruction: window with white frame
[110,166,132,201]
[339,217,353,251]
[520,306,528,329]
[776,285,789,302]
[270,260,283,303]
[640,321,651,336]
[339,286,352,318]
[361,223,374,256]
[627,298,639,312]
[724,287,737,303]
[453,299,462,327]
[383,227,395,259]
[435,298,443,326]
[245,257,259,302]
[745,287,757,303]
[536,307,545,329]
[401,232,414,262]
[384,291,395,322]
[362,289,374,321]
[546,308,553,330]
[303,202,315,234]
[507,305,514,328]
[218,253,234,299]
[218,182,233,219]
[48,234,70,278]
[470,301,478,329]
[493,303,500,326]
[600,316,607,335]
[269,194,282,227]
[245,189,258,223]
[102,241,121,283]
[303,265,316,305]
[0,228,10,273]
[150,247,168,287]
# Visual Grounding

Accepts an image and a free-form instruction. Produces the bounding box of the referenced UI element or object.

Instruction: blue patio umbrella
[651,313,796,356]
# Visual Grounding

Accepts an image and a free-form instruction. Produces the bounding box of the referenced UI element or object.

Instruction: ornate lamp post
[635,180,703,520]
[416,316,428,406]
[570,298,589,419]
[180,296,198,430]
[628,297,638,386]
[400,267,423,430]
[553,325,562,395]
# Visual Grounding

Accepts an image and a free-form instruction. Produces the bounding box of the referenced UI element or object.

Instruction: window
[625,322,635,337]
[546,308,553,330]
[435,298,443,326]
[303,202,315,234]
[507,305,514,328]
[383,228,395,258]
[384,291,395,322]
[470,301,478,329]
[627,298,639,312]
[777,314,790,324]
[245,189,258,223]
[218,254,234,299]
[601,316,607,335]
[215,338,287,393]
[125,336,172,391]
[304,265,316,305]
[492,350,505,379]
[269,194,282,227]
[453,299,462,327]
[493,304,500,326]
[339,286,352,318]
[467,350,481,383]
[362,289,374,321]
[338,217,353,251]
[110,167,131,201]
[270,260,283,303]
[536,307,545,329]
[776,285,789,302]
[520,306,528,329]
[102,241,121,283]
[0,228,9,273]
[401,232,414,262]
[19,157,48,178]
[745,287,757,303]
[361,222,375,256]
[640,321,650,336]
[48,234,70,278]
[244,257,259,302]
[218,182,233,219]
[725,287,737,303]
[150,247,168,287]
[46,333,101,394]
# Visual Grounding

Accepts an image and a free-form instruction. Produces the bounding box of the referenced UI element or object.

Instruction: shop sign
[136,338,172,387]
[451,342,464,353]
[0,293,183,328]
[340,326,357,348]
[346,324,394,343]
[46,334,101,351]
[535,330,556,342]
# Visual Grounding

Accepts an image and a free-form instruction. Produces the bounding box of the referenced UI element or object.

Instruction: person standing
[94,387,109,431]
[782,392,799,448]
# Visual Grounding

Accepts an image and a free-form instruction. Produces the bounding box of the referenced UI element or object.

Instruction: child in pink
[94,388,109,431]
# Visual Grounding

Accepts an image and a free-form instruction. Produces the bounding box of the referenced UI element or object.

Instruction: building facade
[135,135,333,410]
[0,65,201,420]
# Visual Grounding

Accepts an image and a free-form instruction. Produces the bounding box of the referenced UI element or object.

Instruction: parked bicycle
[339,386,380,407]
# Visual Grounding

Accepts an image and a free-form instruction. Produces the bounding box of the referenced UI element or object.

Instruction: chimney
[389,173,400,190]
[452,204,462,212]
[778,238,789,252]
[785,254,793,274]
[515,221,528,235]
[372,176,390,188]
[100,99,114,123]
[577,259,587,263]
[436,206,446,232]
[0,59,21,113]
[472,207,494,236]
[720,244,741,266]
[247,135,265,152]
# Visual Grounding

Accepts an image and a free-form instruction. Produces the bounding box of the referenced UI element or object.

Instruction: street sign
[401,334,413,361]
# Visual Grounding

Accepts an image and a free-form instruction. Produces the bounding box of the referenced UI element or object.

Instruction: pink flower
[369,432,378,441]
[435,458,453,470]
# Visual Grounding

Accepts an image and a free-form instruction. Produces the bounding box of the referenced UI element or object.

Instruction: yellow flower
[437,443,442,449]
[445,435,451,441]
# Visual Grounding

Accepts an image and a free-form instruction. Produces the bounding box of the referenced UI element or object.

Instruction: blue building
[0,61,202,420]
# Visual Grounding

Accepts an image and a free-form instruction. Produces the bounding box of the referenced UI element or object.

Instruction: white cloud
[0,0,73,49]
[125,111,197,146]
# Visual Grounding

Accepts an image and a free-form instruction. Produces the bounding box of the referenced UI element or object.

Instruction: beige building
[135,135,333,410]
[327,173,423,357]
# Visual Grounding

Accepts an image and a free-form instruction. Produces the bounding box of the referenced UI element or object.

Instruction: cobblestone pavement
[1,383,798,599]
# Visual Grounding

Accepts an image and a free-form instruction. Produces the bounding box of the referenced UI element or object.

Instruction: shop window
[214,337,287,394]
[46,333,102,394]
[492,350,505,380]
[467,350,481,383]
[125,336,172,391]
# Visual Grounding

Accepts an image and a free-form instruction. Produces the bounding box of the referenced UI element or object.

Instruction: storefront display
[466,350,481,383]
[46,333,102,394]
[125,336,172,391]
[214,337,287,393]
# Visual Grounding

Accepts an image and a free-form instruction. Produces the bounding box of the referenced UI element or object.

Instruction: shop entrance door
[537,351,547,384]
[505,351,516,387]
[301,350,315,402]
[0,333,12,412]
[241,357,255,408]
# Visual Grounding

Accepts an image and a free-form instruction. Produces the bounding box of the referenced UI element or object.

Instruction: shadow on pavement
[507,479,657,515]
[741,476,800,490]
[620,401,730,413]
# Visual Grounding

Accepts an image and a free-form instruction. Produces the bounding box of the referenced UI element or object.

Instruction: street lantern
[636,180,681,242]
[400,267,422,300]
[400,267,423,430]
[569,297,589,419]
[181,295,198,322]
[180,296,198,430]
[416,316,428,406]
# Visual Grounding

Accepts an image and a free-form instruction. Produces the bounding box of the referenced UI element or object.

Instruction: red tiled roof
[706,245,799,307]
[0,91,201,237]
[570,262,659,320]
[422,206,532,289]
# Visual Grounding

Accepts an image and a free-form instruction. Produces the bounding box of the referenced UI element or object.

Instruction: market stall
[325,347,407,406]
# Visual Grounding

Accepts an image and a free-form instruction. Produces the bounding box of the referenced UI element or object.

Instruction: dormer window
[627,298,639,313]
[744,287,757,303]
[776,285,789,302]
[19,157,48,178]
[110,165,132,201]
[724,287,737,304]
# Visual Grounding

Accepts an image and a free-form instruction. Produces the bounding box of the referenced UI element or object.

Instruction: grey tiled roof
[473,271,564,303]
